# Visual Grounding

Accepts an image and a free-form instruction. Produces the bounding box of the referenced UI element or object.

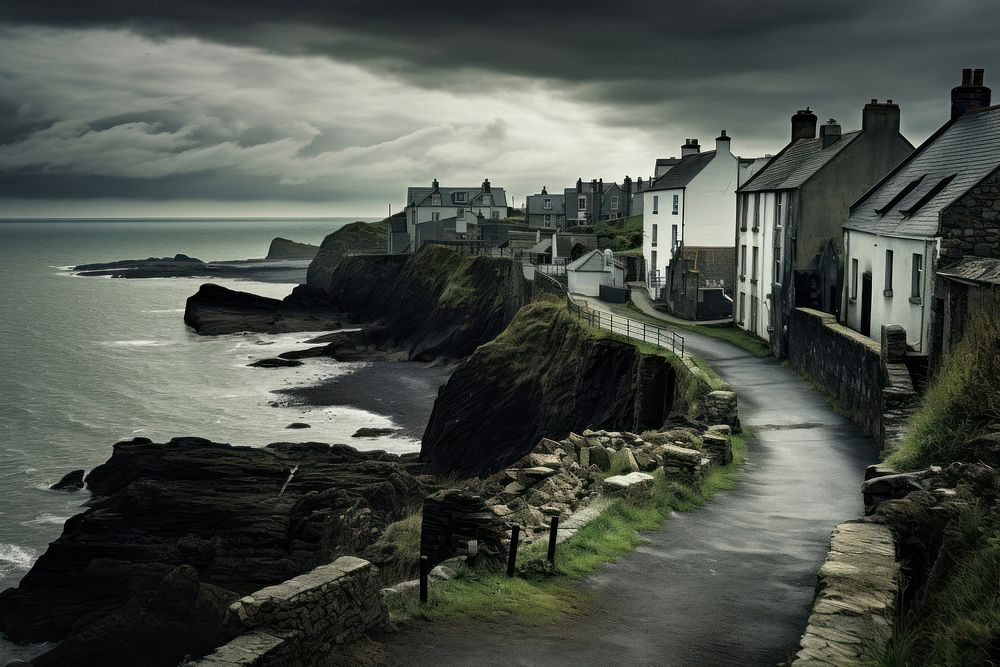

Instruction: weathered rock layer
[184,283,341,334]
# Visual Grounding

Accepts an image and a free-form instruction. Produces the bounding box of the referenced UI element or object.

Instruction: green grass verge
[388,432,749,624]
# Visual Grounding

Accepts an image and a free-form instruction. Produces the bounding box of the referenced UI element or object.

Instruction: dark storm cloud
[1,0,999,212]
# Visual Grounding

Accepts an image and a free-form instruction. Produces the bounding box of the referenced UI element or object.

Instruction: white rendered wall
[842,230,936,352]
[735,190,781,342]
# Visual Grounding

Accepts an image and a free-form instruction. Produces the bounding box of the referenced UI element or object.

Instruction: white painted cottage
[842,70,998,354]
[642,132,765,299]
[567,249,624,297]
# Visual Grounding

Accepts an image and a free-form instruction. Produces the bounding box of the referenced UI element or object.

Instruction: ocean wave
[21,514,69,526]
[0,544,37,575]
[99,340,172,347]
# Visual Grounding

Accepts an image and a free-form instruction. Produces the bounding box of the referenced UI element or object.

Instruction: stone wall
[939,166,1000,266]
[792,522,898,665]
[188,557,386,667]
[788,309,916,451]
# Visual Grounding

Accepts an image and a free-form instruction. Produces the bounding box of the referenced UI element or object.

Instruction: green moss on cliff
[305,220,389,290]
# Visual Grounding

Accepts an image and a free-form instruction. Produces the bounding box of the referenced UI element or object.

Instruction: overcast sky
[1,1,998,218]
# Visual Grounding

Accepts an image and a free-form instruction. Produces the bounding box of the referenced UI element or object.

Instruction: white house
[842,70,998,354]
[643,132,764,299]
[567,249,625,296]
[400,179,507,252]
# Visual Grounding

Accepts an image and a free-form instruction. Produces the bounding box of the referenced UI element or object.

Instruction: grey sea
[0,218,438,662]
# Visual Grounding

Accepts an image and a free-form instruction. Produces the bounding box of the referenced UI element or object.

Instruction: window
[751,247,759,282]
[739,194,748,231]
[652,195,659,214]
[752,194,761,231]
[750,295,758,330]
[911,253,923,301]
[740,245,747,279]
[672,194,679,215]
[671,224,678,250]
[884,249,894,295]
[431,212,441,222]
[492,210,501,220]
[578,196,587,211]
[431,194,441,206]
[543,214,551,226]
[651,224,658,247]
[851,258,859,300]
[482,194,492,206]
[457,209,465,220]
[611,195,619,210]
[774,193,783,230]
[454,192,468,203]
[650,251,658,280]
[773,255,781,284]
[738,293,746,325]
[543,198,552,210]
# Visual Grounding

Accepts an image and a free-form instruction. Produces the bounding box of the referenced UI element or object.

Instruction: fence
[567,295,685,357]
[534,263,567,277]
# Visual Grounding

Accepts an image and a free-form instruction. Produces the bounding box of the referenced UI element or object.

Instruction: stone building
[736,101,913,357]
[842,69,998,358]
[564,178,629,226]
[664,246,737,320]
[397,179,508,253]
[526,186,566,229]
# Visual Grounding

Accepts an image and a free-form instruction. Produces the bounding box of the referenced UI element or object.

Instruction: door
[860,272,873,337]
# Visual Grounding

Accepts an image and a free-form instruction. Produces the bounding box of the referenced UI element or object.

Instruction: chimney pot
[963,68,973,86]
[974,68,985,86]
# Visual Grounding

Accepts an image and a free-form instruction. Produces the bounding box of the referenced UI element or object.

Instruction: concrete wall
[188,557,386,667]
[568,267,621,297]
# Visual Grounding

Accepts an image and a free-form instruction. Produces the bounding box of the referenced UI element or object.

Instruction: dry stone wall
[188,557,386,667]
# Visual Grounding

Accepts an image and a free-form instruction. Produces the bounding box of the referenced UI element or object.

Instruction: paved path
[383,306,876,666]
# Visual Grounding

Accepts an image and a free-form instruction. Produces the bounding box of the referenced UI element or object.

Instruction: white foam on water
[100,339,172,347]
[141,308,185,314]
[0,544,37,575]
[21,514,69,526]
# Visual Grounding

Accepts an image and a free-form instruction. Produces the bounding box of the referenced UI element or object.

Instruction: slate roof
[407,186,508,208]
[739,132,861,192]
[845,106,1000,239]
[527,238,552,255]
[526,193,565,215]
[566,249,610,272]
[937,256,1000,285]
[647,151,717,190]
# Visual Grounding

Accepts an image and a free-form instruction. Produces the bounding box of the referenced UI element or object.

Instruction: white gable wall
[842,229,937,352]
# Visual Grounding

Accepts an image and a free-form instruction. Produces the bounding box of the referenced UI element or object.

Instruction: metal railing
[566,294,685,357]
[534,263,567,277]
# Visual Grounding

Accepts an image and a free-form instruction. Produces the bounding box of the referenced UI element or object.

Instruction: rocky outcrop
[322,246,531,361]
[419,298,702,477]
[0,437,423,665]
[189,557,387,667]
[265,237,320,260]
[184,283,341,335]
[74,254,311,283]
[306,221,389,292]
[49,469,84,491]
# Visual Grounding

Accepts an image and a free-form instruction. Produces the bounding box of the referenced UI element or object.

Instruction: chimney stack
[541,186,547,195]
[432,178,439,190]
[577,178,583,193]
[791,108,818,141]
[819,118,842,148]
[715,129,731,153]
[951,67,991,120]
[862,99,901,135]
[681,138,701,157]
[482,178,491,192]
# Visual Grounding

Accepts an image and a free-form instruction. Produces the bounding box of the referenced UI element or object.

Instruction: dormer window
[454,192,468,204]
[431,194,441,206]
[482,194,492,206]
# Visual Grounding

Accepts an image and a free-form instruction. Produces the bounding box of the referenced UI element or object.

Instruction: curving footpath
[383,292,877,666]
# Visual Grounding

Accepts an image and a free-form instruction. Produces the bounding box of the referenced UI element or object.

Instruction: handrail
[566,294,685,357]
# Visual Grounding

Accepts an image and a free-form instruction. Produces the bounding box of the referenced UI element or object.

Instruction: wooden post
[547,516,559,563]
[419,555,429,604]
[507,525,520,577]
